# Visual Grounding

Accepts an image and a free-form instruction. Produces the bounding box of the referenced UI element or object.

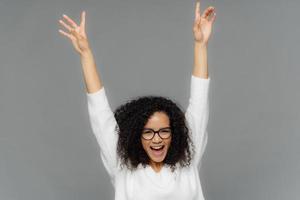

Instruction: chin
[150,156,165,163]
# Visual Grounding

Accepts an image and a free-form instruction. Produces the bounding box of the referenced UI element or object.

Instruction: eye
[143,130,152,133]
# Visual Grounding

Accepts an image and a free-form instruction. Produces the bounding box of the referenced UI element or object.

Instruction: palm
[74,25,88,50]
[193,1,216,44]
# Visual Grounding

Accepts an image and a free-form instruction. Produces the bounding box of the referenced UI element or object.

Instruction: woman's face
[141,111,172,164]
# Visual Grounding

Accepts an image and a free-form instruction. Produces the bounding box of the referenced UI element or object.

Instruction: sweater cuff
[190,75,210,100]
[86,87,110,111]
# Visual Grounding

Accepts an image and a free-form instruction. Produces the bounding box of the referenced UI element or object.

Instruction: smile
[150,145,164,150]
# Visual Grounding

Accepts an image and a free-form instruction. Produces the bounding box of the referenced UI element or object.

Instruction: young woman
[58,1,216,199]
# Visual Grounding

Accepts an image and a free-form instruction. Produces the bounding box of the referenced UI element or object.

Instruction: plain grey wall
[0,0,299,199]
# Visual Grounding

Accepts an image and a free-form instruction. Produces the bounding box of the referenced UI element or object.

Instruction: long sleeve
[185,75,210,167]
[86,87,119,181]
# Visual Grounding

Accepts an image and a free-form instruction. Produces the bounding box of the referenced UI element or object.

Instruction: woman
[58,1,216,199]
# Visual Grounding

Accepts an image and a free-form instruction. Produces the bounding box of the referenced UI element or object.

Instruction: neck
[150,161,164,171]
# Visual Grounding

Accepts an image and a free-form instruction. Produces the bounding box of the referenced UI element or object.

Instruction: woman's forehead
[145,112,170,127]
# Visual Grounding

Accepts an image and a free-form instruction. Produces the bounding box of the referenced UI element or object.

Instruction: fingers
[201,6,215,19]
[207,8,216,23]
[58,29,74,40]
[210,12,216,23]
[59,19,72,31]
[58,17,77,39]
[80,11,86,29]
[62,14,79,28]
[58,13,80,38]
[194,1,200,21]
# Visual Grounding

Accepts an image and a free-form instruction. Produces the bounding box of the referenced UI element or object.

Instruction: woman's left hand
[193,0,216,45]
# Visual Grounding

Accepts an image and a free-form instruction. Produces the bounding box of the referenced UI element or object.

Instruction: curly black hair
[114,95,195,172]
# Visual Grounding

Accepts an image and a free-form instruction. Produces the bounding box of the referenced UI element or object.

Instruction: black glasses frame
[141,127,172,140]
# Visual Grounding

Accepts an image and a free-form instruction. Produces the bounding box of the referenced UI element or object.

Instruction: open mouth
[150,145,164,150]
[150,145,165,156]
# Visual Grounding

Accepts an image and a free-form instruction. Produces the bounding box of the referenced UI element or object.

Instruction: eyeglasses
[141,127,172,140]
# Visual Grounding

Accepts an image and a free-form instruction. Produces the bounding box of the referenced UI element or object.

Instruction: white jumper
[86,75,210,200]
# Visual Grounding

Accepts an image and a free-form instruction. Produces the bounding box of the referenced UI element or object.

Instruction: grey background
[0,0,299,199]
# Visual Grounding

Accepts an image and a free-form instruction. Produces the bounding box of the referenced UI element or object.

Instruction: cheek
[141,139,149,150]
[166,137,172,147]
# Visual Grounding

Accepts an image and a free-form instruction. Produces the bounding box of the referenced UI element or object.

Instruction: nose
[152,133,162,143]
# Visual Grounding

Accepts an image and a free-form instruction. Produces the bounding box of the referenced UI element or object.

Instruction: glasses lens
[142,128,172,140]
[159,128,171,138]
[142,130,154,140]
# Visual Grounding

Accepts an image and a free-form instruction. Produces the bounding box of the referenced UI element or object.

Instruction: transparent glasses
[141,127,172,140]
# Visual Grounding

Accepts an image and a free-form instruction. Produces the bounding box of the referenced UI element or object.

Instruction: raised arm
[58,11,103,93]
[58,12,119,183]
[185,0,216,167]
[192,0,216,79]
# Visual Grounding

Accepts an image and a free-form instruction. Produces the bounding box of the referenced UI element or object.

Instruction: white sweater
[86,75,210,200]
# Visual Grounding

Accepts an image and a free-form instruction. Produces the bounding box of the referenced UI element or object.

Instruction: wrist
[194,41,207,49]
[80,48,93,58]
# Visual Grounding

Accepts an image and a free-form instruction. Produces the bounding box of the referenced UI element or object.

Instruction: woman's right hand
[58,11,91,55]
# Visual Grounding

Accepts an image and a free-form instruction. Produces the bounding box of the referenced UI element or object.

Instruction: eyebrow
[143,127,171,131]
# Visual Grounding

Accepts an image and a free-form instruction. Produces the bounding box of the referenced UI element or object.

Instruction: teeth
[151,146,164,150]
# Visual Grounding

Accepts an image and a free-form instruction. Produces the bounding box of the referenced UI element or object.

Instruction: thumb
[80,11,86,29]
